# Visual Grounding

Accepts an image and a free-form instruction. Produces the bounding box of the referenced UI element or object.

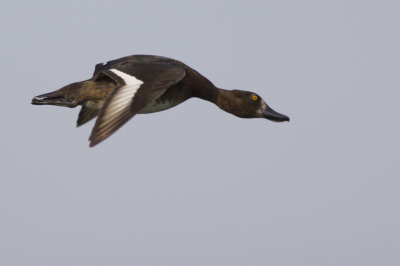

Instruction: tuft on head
[217,89,289,121]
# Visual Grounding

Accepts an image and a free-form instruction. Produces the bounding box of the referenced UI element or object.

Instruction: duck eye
[252,95,258,101]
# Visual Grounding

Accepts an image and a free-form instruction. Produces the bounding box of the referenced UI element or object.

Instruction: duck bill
[262,106,290,122]
[31,91,76,107]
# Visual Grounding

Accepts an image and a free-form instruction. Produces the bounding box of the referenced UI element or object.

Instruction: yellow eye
[252,95,258,101]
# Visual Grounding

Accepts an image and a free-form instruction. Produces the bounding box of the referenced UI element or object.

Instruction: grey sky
[1,0,399,265]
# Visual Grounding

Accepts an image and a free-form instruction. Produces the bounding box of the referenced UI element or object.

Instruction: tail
[31,89,78,108]
[76,105,99,127]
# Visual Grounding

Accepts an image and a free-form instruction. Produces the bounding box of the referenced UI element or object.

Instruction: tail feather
[77,105,99,127]
[31,89,77,107]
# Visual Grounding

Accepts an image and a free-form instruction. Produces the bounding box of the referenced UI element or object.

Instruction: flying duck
[32,55,289,147]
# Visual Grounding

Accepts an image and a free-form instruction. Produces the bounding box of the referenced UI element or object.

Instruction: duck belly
[138,97,185,114]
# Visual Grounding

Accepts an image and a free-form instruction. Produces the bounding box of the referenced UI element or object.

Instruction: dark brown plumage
[32,55,289,147]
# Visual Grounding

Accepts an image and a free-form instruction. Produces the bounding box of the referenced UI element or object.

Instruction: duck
[32,55,289,147]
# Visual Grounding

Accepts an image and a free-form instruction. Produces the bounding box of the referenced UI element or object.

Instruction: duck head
[217,90,289,122]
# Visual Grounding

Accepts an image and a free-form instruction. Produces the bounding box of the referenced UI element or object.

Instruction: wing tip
[89,141,97,147]
[88,134,102,147]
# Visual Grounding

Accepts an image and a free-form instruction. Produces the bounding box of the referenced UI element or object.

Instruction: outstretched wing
[89,64,185,147]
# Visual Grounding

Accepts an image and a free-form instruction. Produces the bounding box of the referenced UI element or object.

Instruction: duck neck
[192,80,220,103]
[192,82,237,113]
[213,89,238,114]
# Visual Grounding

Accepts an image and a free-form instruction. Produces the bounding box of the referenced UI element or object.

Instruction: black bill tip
[262,106,290,122]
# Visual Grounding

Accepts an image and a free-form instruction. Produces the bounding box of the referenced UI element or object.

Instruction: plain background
[1,0,399,265]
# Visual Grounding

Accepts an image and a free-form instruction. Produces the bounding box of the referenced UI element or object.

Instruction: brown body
[32,55,289,146]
